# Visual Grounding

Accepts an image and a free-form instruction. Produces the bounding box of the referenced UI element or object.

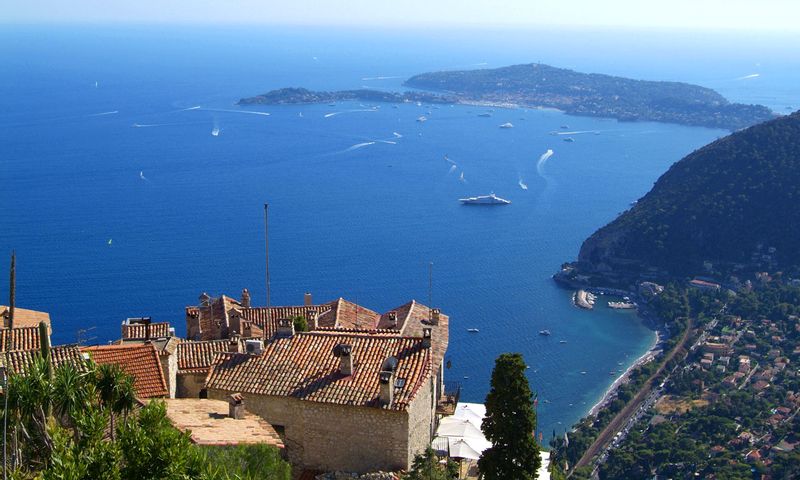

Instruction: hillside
[577,111,800,277]
[405,63,775,130]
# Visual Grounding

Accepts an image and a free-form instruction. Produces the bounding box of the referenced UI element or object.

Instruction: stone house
[115,317,180,398]
[176,338,242,398]
[204,328,441,473]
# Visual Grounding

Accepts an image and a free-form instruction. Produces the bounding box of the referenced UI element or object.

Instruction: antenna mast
[8,251,15,331]
[428,261,433,322]
[264,203,271,308]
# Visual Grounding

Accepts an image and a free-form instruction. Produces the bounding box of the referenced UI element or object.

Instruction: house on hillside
[115,317,180,398]
[204,327,442,473]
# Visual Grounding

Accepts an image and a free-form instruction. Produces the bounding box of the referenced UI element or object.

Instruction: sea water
[1,25,798,438]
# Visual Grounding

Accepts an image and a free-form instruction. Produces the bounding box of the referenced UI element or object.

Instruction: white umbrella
[437,417,484,439]
[453,403,486,429]
[448,438,482,460]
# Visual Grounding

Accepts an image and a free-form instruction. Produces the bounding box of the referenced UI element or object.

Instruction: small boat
[499,122,514,129]
[327,103,336,107]
[416,115,427,123]
[459,193,511,205]
[559,340,567,344]
[467,328,480,333]
[539,330,551,336]
[580,371,587,375]
[211,127,220,137]
[478,112,492,117]
[563,137,575,142]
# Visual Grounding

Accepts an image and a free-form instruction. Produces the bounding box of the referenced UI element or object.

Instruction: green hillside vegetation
[578,111,800,277]
[405,63,775,130]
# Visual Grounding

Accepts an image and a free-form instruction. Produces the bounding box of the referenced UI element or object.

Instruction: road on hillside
[569,317,694,475]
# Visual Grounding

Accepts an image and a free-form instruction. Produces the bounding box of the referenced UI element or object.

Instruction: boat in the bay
[499,122,514,129]
[467,328,480,333]
[459,193,511,205]
[539,329,551,336]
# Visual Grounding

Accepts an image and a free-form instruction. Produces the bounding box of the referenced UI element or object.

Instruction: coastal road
[569,317,694,475]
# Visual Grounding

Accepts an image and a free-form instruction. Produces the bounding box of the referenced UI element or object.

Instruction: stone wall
[176,372,207,398]
[207,389,416,473]
[159,353,178,398]
[404,377,435,467]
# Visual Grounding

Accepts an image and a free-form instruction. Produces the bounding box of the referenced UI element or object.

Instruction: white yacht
[416,115,427,123]
[459,193,511,205]
[499,122,514,128]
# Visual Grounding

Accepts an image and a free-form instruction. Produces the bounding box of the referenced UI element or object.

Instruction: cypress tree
[478,353,541,480]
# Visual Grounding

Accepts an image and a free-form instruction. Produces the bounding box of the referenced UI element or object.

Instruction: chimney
[304,292,313,306]
[305,309,318,330]
[431,308,440,326]
[333,344,353,376]
[199,292,211,307]
[276,318,295,339]
[379,371,394,407]
[228,335,240,352]
[386,311,398,329]
[422,327,432,348]
[228,393,245,419]
[241,289,251,308]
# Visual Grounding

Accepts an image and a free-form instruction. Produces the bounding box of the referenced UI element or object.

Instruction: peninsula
[238,63,776,130]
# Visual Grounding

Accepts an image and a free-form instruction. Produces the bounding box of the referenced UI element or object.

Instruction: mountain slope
[578,111,800,276]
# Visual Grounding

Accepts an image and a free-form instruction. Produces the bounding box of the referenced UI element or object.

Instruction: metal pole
[428,261,433,321]
[264,204,271,308]
[4,251,14,480]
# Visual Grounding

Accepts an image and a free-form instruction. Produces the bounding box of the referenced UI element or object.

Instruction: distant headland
[238,63,776,130]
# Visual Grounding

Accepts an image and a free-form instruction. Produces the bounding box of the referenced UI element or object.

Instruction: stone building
[116,317,180,398]
[175,338,242,398]
[204,327,442,473]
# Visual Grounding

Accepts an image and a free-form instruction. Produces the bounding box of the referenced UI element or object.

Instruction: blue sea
[1,25,798,438]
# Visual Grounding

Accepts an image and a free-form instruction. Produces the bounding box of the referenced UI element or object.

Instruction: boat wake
[361,75,403,81]
[459,172,467,183]
[324,108,378,118]
[344,141,376,151]
[736,73,760,80]
[536,149,554,176]
[202,108,270,116]
[448,164,458,174]
[518,177,528,190]
[392,132,403,138]
[139,171,148,181]
[552,130,598,136]
[88,111,119,117]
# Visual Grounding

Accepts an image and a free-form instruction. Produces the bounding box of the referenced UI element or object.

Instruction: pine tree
[478,353,541,480]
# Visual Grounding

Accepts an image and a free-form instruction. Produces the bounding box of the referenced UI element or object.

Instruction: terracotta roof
[206,331,431,411]
[164,399,284,447]
[4,346,87,375]
[121,322,172,340]
[178,339,238,373]
[242,305,330,337]
[382,301,449,369]
[82,343,168,398]
[317,298,381,330]
[1,326,42,351]
[1,306,51,332]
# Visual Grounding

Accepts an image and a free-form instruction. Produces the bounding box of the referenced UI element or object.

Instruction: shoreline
[587,325,661,418]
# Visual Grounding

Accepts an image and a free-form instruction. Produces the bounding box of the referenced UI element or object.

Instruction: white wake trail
[325,108,378,118]
[518,177,528,190]
[448,165,458,174]
[537,149,554,176]
[89,111,119,117]
[736,73,760,80]
[345,141,376,152]
[202,108,270,116]
[361,76,403,81]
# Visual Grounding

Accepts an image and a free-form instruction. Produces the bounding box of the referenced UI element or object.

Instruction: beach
[587,327,661,418]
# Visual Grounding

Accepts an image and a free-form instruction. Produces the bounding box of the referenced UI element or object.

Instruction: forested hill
[405,63,774,130]
[578,111,800,277]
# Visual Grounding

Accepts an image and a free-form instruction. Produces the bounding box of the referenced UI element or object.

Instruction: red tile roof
[82,343,168,398]
[1,306,51,332]
[381,301,449,369]
[206,331,431,411]
[318,299,381,330]
[241,305,328,338]
[1,326,42,351]
[121,322,172,340]
[5,346,87,375]
[177,339,239,373]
